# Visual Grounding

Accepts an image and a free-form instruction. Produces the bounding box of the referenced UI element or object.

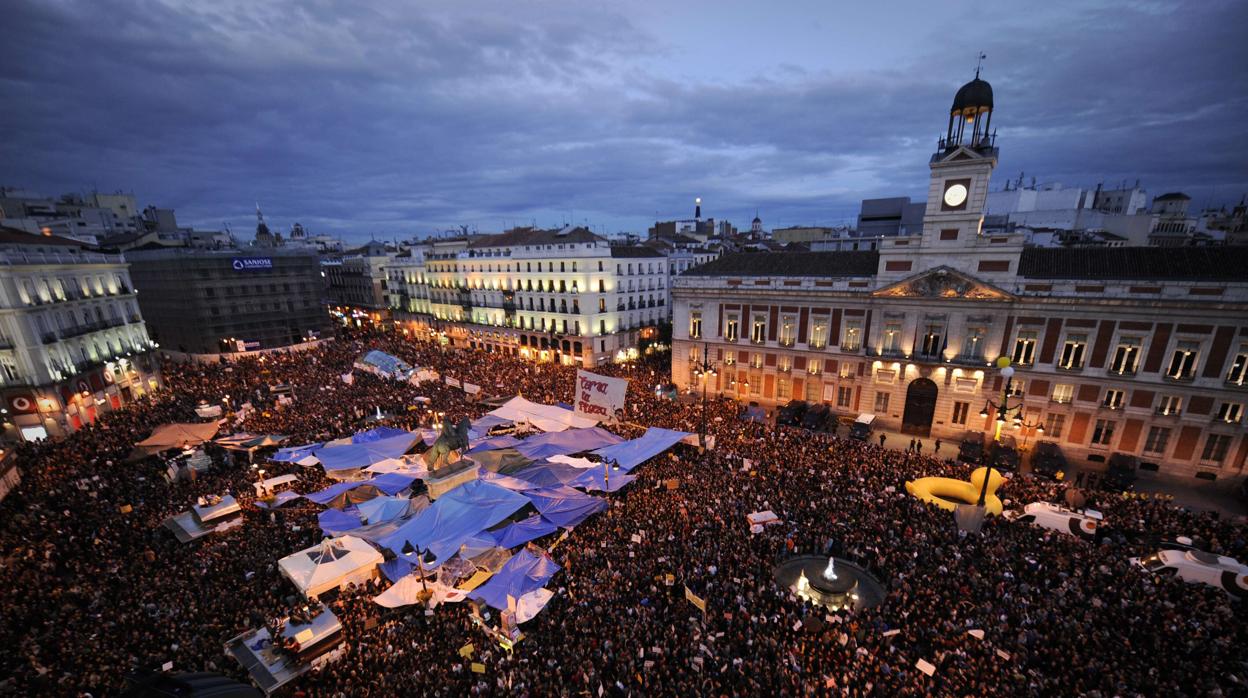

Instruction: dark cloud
[1,0,1244,241]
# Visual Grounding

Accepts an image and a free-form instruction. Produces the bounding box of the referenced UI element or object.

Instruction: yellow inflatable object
[905,467,1005,516]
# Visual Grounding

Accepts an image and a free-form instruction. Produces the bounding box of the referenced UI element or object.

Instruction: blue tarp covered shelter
[316,432,419,472]
[571,468,636,493]
[305,473,417,507]
[592,427,692,471]
[318,508,363,535]
[356,495,416,524]
[378,481,530,563]
[469,549,561,610]
[491,515,560,548]
[468,435,523,454]
[514,427,624,460]
[523,486,607,528]
[272,442,324,463]
[355,350,413,380]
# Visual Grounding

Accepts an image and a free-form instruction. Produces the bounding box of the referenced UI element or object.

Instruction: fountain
[774,555,885,612]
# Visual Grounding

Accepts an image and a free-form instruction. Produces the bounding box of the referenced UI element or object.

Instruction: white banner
[445,376,461,388]
[341,373,354,385]
[574,370,628,420]
[463,382,481,395]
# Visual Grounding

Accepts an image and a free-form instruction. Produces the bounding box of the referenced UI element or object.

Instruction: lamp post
[691,341,718,449]
[602,456,619,490]
[974,357,1043,506]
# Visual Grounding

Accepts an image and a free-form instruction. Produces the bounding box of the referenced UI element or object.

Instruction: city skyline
[2,0,1246,242]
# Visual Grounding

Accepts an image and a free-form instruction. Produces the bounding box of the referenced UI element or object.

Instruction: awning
[469,548,561,611]
[592,427,691,471]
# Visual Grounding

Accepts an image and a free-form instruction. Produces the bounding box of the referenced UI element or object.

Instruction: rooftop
[682,250,879,277]
[0,225,88,248]
[469,226,604,249]
[610,245,665,259]
[1018,246,1248,280]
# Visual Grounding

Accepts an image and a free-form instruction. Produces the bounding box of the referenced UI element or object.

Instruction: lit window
[779,315,796,347]
[1052,384,1074,404]
[962,326,986,360]
[1224,346,1247,385]
[689,311,702,340]
[1058,334,1087,370]
[1102,389,1124,409]
[725,314,739,342]
[1090,419,1116,446]
[1012,331,1037,366]
[809,320,828,349]
[882,321,902,353]
[1157,395,1182,416]
[1109,338,1141,375]
[842,320,862,352]
[1166,341,1200,380]
[1215,402,1243,424]
[751,315,767,344]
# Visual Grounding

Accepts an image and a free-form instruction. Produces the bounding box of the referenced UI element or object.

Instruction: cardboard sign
[471,662,485,674]
[458,643,474,658]
[573,370,627,420]
[684,586,706,613]
[916,658,936,676]
[665,478,680,491]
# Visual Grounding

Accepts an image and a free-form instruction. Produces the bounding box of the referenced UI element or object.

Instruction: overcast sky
[2,0,1245,242]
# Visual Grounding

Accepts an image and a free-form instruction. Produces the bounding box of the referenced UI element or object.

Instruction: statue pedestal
[425,460,479,500]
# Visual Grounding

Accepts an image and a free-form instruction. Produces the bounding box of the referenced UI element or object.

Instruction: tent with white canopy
[486,396,597,433]
[278,536,384,598]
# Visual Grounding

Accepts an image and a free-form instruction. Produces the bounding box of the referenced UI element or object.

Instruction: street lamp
[973,356,1025,507]
[401,541,438,598]
[691,341,718,449]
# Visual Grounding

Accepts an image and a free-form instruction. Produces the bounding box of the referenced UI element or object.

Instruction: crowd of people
[0,327,1245,697]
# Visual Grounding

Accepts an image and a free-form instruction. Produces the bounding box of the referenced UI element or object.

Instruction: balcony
[808,341,827,350]
[1055,363,1084,373]
[779,338,795,348]
[1106,366,1137,377]
[1163,372,1195,384]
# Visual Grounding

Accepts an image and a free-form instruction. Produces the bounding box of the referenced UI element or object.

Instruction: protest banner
[573,369,627,420]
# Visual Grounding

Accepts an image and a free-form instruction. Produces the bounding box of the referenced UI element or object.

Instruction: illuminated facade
[671,74,1248,479]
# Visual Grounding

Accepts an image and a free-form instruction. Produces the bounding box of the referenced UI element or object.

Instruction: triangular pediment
[938,146,984,163]
[872,265,1014,301]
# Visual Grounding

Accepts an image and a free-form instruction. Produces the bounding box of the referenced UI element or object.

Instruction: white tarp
[747,510,781,526]
[515,587,555,623]
[573,370,628,421]
[488,396,597,433]
[373,576,467,609]
[278,536,383,599]
[548,455,599,469]
[195,404,223,419]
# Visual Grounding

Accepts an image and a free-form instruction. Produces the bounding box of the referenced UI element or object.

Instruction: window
[1043,413,1066,438]
[805,380,821,402]
[1102,389,1124,409]
[749,353,764,369]
[919,325,942,358]
[779,315,796,346]
[749,376,760,396]
[1216,402,1243,424]
[1006,379,1025,398]
[1157,395,1182,416]
[1052,384,1074,404]
[689,345,701,365]
[725,314,739,342]
[689,311,702,339]
[1225,347,1247,385]
[839,362,855,379]
[1166,341,1199,380]
[882,320,902,353]
[837,386,853,408]
[1143,426,1170,455]
[807,359,821,376]
[809,320,827,349]
[951,401,969,425]
[1109,338,1141,375]
[1090,419,1116,446]
[778,355,793,372]
[1058,334,1086,370]
[874,391,890,413]
[962,325,986,360]
[836,320,860,351]
[598,298,606,313]
[750,314,767,344]
[777,379,791,399]
[1012,331,1037,366]
[723,351,735,366]
[1201,434,1232,464]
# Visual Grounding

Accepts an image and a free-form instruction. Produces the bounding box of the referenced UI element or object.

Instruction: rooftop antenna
[975,52,987,78]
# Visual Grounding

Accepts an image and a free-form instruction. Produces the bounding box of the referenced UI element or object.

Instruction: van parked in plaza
[1004,502,1100,540]
[1131,549,1248,599]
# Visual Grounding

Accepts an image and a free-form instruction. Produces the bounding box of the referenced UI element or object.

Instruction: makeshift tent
[318,508,364,535]
[515,587,555,624]
[487,396,597,433]
[278,536,383,598]
[305,473,417,509]
[523,486,608,528]
[469,548,561,610]
[467,435,523,454]
[374,576,466,609]
[378,480,530,563]
[468,448,534,475]
[253,473,298,496]
[592,427,692,471]
[351,426,412,443]
[194,404,223,419]
[379,557,416,583]
[548,454,598,469]
[255,490,302,509]
[357,495,419,524]
[133,422,220,457]
[315,432,419,474]
[272,442,324,463]
[354,350,414,381]
[215,433,287,451]
[743,404,766,423]
[504,463,588,490]
[491,515,560,548]
[571,467,636,493]
[363,457,426,476]
[513,428,624,460]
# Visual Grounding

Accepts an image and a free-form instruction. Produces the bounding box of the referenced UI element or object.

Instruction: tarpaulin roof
[469,548,561,610]
[523,486,608,528]
[379,557,415,583]
[467,435,523,454]
[316,432,419,472]
[468,448,534,475]
[571,467,636,493]
[355,350,413,379]
[514,427,624,460]
[470,414,514,435]
[374,577,466,609]
[506,463,586,490]
[487,396,597,432]
[215,433,288,450]
[593,427,692,471]
[352,426,412,443]
[254,490,302,509]
[491,514,560,548]
[272,442,324,463]
[357,495,417,524]
[305,473,416,507]
[378,480,530,564]
[134,422,220,455]
[318,508,363,535]
[277,536,383,598]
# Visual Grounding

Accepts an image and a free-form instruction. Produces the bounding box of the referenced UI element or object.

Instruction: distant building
[323,240,395,324]
[857,197,928,238]
[0,227,159,442]
[1148,192,1197,247]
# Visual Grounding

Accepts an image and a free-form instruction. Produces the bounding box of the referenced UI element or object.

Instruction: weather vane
[976,52,987,78]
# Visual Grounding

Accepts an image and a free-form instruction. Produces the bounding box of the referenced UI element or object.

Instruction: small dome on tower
[752,215,761,224]
[951,76,993,113]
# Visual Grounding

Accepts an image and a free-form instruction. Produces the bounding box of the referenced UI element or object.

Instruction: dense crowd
[0,328,1245,697]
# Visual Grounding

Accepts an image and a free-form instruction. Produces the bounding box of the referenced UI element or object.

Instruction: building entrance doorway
[902,377,938,436]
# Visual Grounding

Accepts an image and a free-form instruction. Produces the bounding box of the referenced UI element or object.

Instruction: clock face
[944,182,968,208]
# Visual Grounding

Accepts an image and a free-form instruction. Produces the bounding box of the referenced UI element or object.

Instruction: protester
[0,327,1243,697]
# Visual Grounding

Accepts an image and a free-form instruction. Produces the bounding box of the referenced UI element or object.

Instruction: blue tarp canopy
[592,427,692,471]
[514,428,624,460]
[468,435,523,454]
[508,463,587,490]
[357,495,415,524]
[743,404,766,423]
[523,486,607,528]
[316,432,419,472]
[305,473,417,507]
[470,548,561,610]
[380,557,417,583]
[254,490,302,508]
[491,514,560,548]
[318,508,363,535]
[351,426,412,443]
[272,442,324,463]
[378,480,530,563]
[571,467,636,493]
[355,350,413,379]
